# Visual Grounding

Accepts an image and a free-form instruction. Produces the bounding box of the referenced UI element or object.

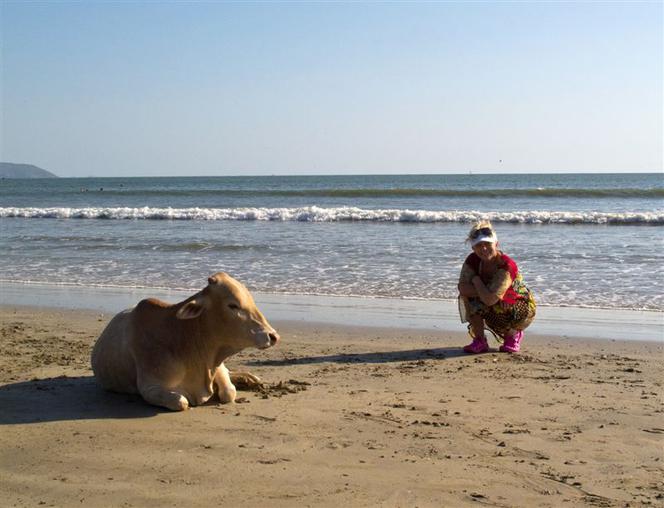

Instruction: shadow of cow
[0,375,162,425]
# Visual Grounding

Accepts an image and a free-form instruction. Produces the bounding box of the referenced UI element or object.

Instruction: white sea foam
[1,206,662,224]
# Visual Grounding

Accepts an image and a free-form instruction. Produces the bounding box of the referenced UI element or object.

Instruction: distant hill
[0,162,58,178]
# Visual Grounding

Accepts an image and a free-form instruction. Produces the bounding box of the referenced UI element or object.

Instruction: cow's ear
[208,272,230,285]
[176,300,205,320]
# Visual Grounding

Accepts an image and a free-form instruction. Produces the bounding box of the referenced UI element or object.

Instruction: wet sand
[0,305,662,507]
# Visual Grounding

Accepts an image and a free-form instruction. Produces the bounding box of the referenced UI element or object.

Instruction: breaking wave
[1,206,662,224]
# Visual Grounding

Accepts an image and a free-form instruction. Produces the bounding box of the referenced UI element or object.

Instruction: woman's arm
[471,276,500,306]
[458,263,478,297]
[471,269,512,306]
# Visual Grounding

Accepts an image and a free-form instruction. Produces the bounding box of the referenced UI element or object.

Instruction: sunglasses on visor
[470,227,494,239]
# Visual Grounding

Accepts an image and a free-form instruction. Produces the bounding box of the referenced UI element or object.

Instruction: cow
[91,272,280,411]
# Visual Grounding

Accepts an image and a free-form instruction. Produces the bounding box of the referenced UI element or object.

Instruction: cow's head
[175,272,280,349]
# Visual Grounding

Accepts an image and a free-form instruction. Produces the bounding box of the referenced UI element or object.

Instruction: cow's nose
[268,331,280,346]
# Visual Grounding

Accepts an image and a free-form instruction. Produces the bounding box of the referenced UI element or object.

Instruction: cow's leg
[229,371,263,389]
[138,380,189,411]
[213,363,237,403]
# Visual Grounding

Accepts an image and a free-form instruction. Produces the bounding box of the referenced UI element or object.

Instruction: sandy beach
[1,305,663,507]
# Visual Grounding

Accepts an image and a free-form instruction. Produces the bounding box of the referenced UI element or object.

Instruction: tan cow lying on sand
[91,272,280,411]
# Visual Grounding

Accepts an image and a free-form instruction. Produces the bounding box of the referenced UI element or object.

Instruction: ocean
[1,173,662,313]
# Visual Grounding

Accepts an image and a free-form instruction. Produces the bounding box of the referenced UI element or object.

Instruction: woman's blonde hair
[466,220,496,243]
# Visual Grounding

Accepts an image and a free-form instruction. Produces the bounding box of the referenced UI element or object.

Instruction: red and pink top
[460,252,524,305]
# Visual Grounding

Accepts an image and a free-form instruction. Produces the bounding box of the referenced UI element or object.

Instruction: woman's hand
[458,281,478,297]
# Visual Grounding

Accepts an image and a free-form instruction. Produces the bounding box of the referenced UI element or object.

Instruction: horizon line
[56,170,663,178]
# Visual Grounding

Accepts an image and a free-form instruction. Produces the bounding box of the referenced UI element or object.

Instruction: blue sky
[1,1,662,177]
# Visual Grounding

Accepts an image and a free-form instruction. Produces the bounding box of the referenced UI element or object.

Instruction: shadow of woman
[247,346,466,367]
[0,375,161,425]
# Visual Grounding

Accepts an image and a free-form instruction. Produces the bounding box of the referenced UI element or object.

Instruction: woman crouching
[458,221,536,353]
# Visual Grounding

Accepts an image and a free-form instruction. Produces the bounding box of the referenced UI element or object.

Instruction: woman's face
[472,240,499,261]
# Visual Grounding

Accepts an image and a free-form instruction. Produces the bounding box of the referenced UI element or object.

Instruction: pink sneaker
[499,330,523,353]
[463,335,489,354]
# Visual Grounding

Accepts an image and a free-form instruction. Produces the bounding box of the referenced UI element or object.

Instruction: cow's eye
[228,303,240,311]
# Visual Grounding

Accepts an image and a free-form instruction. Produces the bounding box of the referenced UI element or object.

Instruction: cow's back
[91,308,139,393]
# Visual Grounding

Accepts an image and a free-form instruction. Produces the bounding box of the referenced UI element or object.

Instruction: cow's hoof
[172,395,189,411]
[218,386,237,404]
[230,372,263,390]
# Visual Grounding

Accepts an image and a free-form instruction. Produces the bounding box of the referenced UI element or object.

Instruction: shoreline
[1,281,662,342]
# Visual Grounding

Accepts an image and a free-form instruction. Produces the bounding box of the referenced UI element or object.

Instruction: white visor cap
[471,233,497,247]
